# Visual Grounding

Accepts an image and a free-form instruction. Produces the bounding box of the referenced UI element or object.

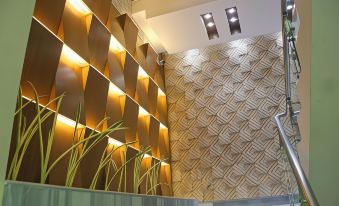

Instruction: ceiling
[132,0,282,54]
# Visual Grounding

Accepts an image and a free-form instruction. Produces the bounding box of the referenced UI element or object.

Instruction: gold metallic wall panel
[20,19,63,105]
[148,116,160,158]
[7,101,55,183]
[135,78,149,110]
[164,33,293,201]
[137,116,151,149]
[156,96,168,126]
[106,94,125,143]
[123,53,139,97]
[83,0,111,24]
[49,122,83,187]
[160,165,173,196]
[61,3,90,62]
[122,96,139,143]
[159,129,170,160]
[88,16,110,73]
[148,79,158,115]
[84,67,109,129]
[55,60,87,125]
[8,0,172,196]
[154,66,166,92]
[107,52,125,92]
[33,0,65,34]
[80,129,108,189]
[117,14,138,54]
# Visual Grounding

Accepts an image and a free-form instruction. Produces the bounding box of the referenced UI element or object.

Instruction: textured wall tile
[164,33,295,201]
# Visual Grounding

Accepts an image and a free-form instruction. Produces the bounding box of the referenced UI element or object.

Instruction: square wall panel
[20,19,63,105]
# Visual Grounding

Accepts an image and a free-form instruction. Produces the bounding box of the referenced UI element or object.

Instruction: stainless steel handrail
[275,113,319,206]
[277,0,320,205]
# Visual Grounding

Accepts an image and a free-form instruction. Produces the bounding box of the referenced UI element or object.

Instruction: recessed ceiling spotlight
[207,22,215,27]
[204,13,212,19]
[225,7,241,35]
[229,17,238,23]
[200,13,219,40]
[287,4,294,10]
[227,8,236,14]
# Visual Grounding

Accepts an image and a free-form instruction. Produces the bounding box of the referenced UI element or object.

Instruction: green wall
[0,0,35,204]
[310,0,339,205]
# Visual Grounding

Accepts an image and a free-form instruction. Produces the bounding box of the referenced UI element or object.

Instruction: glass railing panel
[3,181,198,206]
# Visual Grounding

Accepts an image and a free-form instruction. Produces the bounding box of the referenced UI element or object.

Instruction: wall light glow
[62,45,88,66]
[158,88,166,96]
[143,153,152,159]
[138,66,149,79]
[57,114,83,128]
[161,162,169,166]
[108,138,123,146]
[139,106,150,117]
[109,35,125,53]
[67,0,91,15]
[109,83,125,96]
[160,122,167,130]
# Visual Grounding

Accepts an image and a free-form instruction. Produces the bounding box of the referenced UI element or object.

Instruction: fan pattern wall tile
[164,32,296,201]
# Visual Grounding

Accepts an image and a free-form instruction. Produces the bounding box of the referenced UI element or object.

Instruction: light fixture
[206,22,215,27]
[158,88,166,96]
[139,106,150,117]
[57,114,83,128]
[138,66,149,79]
[108,138,123,146]
[287,4,294,10]
[225,7,241,35]
[200,13,219,40]
[109,83,124,96]
[161,162,169,166]
[109,35,125,53]
[160,122,167,130]
[67,0,91,15]
[61,45,88,66]
[229,17,238,23]
[203,13,212,19]
[143,153,152,159]
[227,8,236,14]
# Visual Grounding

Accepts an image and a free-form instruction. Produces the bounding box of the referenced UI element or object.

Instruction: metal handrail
[276,0,320,205]
[275,113,319,206]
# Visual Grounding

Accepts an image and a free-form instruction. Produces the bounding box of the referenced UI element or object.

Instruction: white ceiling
[132,0,282,54]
